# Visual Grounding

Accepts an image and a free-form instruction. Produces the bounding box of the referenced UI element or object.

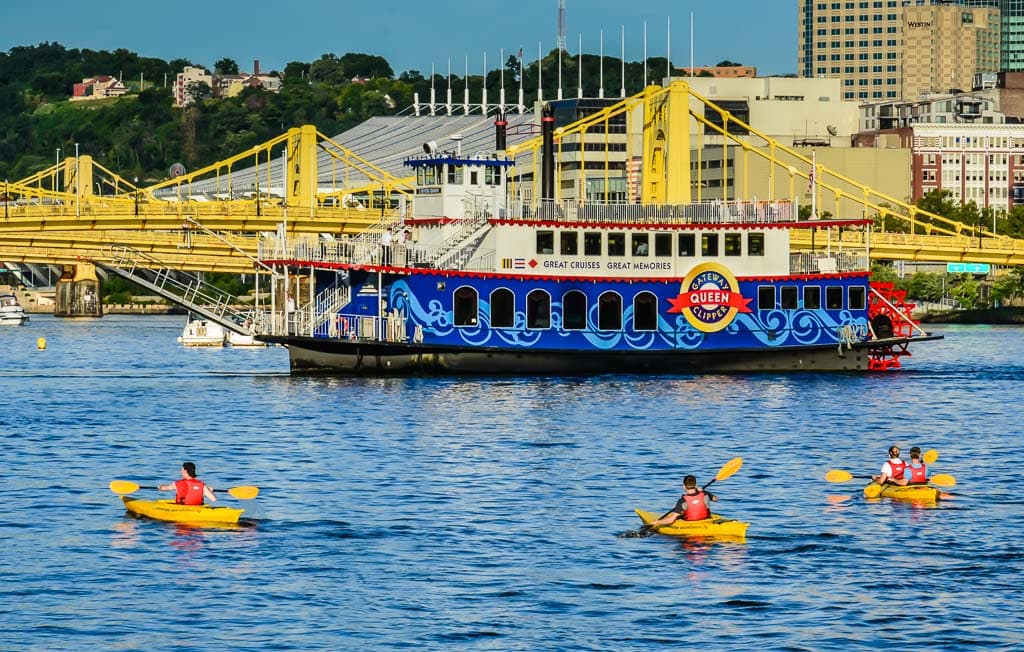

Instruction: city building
[677,65,758,78]
[799,1,999,101]
[70,76,128,102]
[174,60,281,107]
[962,0,1024,72]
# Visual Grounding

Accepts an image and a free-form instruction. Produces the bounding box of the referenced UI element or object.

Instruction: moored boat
[863,482,942,503]
[634,509,749,539]
[0,292,28,325]
[177,318,225,347]
[121,496,245,524]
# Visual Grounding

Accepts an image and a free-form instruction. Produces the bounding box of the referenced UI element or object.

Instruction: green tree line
[0,42,673,182]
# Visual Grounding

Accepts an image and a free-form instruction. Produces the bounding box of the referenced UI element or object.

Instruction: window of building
[527,290,551,329]
[781,286,799,309]
[563,290,587,330]
[632,233,650,256]
[608,232,626,256]
[701,233,719,256]
[598,292,622,331]
[747,233,765,256]
[536,231,554,254]
[826,286,844,309]
[490,288,515,328]
[804,286,821,310]
[633,292,658,331]
[724,233,742,256]
[655,233,672,257]
[758,286,776,310]
[678,233,696,256]
[584,232,602,256]
[454,286,479,326]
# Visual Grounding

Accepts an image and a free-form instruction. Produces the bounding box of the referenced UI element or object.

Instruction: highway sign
[946,263,990,274]
[169,162,186,178]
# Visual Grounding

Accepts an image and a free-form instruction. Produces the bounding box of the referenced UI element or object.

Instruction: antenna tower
[557,0,567,51]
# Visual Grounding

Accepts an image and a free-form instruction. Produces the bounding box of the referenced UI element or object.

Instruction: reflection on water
[1,316,1023,650]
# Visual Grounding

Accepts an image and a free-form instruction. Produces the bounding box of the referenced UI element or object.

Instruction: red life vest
[886,459,907,481]
[908,463,927,484]
[174,478,206,505]
[682,490,710,521]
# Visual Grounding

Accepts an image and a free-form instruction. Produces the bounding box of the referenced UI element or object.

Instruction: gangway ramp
[101,246,256,335]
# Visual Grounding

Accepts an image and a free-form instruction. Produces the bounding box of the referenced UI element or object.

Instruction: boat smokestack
[541,103,555,202]
[495,113,507,152]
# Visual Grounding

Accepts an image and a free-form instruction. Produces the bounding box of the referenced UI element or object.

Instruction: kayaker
[905,446,928,484]
[872,445,908,486]
[157,462,217,505]
[649,475,717,526]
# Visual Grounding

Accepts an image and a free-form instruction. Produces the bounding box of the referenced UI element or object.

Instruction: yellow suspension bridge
[2,81,1023,285]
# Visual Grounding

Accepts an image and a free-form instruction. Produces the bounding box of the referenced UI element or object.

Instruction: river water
[1,315,1021,650]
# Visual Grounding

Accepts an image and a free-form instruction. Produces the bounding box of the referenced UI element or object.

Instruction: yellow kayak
[122,496,245,525]
[634,509,749,539]
[864,483,942,503]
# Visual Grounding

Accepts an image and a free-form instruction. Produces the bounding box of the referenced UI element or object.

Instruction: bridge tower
[641,81,692,204]
[285,125,319,217]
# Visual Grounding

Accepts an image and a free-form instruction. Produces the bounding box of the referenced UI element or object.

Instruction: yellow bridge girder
[790,229,1024,265]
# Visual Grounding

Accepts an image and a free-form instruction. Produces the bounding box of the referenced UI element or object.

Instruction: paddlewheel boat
[256,118,941,375]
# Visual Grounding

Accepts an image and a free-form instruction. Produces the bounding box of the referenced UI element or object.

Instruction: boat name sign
[668,262,752,333]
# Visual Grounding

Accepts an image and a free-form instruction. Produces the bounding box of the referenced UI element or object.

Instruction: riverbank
[919,307,1024,324]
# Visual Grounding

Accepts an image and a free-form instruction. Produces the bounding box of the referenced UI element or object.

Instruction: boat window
[484,166,502,185]
[560,231,579,255]
[447,164,464,185]
[563,290,587,330]
[633,292,658,331]
[804,286,821,310]
[490,288,515,328]
[598,292,622,331]
[469,170,478,185]
[655,233,672,257]
[536,231,555,254]
[849,286,866,310]
[632,234,650,256]
[758,286,776,310]
[527,290,551,329]
[678,233,696,257]
[584,232,602,255]
[748,233,765,256]
[608,233,626,256]
[420,164,442,186]
[781,286,799,309]
[724,233,742,256]
[701,233,719,256]
[826,286,844,309]
[453,286,479,326]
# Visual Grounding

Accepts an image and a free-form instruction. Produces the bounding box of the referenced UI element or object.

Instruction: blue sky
[0,0,795,77]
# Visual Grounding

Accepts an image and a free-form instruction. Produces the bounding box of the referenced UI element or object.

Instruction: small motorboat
[0,292,28,325]
[634,509,749,539]
[177,319,225,346]
[121,496,245,525]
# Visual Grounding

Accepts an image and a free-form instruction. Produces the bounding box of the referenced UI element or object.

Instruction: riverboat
[177,318,225,347]
[0,292,28,325]
[258,117,940,375]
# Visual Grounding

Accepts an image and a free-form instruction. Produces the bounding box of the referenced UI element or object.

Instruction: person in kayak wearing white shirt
[157,461,217,505]
[872,445,908,486]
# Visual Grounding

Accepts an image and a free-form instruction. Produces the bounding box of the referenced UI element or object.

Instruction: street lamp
[133,176,139,217]
[55,148,60,192]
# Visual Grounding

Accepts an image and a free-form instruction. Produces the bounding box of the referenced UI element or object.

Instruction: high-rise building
[799,1,998,101]
[961,1,1024,71]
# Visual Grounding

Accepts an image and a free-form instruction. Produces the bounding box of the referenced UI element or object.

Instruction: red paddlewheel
[867,282,919,370]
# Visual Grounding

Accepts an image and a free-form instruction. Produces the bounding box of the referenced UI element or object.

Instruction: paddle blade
[924,449,939,465]
[109,480,141,495]
[227,485,259,500]
[826,469,854,483]
[716,457,743,482]
[864,483,883,498]
[930,473,956,488]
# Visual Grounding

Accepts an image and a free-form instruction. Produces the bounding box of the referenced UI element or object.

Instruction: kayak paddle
[825,469,954,488]
[624,457,744,537]
[109,479,260,500]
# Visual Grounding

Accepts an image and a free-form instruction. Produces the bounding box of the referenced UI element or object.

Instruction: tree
[214,58,239,75]
[716,60,742,67]
[185,80,212,103]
